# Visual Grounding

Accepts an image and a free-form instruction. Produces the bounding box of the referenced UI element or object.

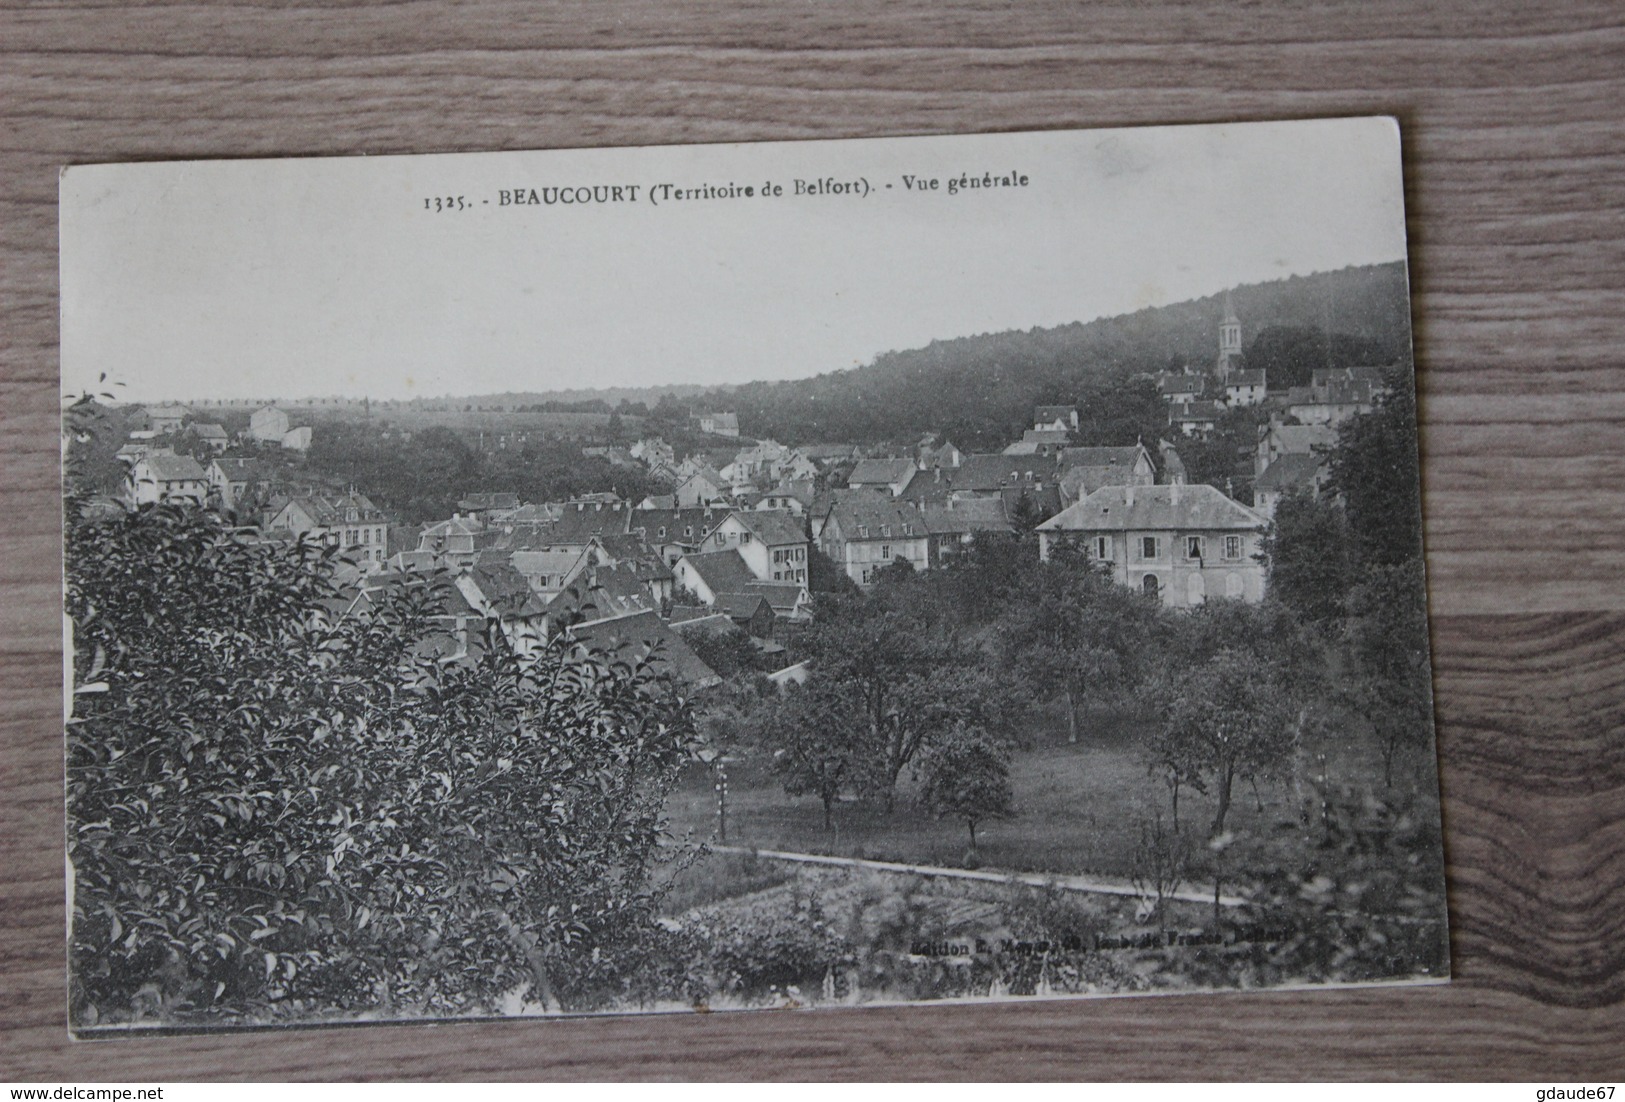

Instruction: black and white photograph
[59,117,1448,1032]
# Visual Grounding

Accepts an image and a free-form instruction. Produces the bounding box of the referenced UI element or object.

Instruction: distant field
[665,701,1411,881]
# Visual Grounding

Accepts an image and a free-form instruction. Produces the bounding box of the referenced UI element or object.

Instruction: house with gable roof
[1256,421,1337,478]
[129,453,209,506]
[268,489,391,566]
[1253,453,1330,520]
[817,498,930,587]
[1033,405,1080,433]
[699,509,809,585]
[672,548,759,606]
[566,609,720,690]
[847,457,917,497]
[1036,483,1267,608]
[1056,444,1156,506]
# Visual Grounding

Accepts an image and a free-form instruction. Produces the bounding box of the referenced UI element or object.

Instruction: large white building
[1036,483,1267,608]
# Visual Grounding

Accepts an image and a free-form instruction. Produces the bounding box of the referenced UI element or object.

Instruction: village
[65,282,1444,1022]
[103,297,1394,696]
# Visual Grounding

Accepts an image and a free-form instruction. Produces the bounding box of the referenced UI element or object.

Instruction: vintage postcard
[59,118,1447,1031]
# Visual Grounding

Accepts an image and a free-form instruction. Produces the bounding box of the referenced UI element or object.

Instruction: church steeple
[1217,290,1242,378]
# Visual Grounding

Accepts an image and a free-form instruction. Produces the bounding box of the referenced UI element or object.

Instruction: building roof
[458,491,521,512]
[530,501,633,547]
[670,612,743,638]
[1254,452,1328,493]
[743,580,810,612]
[630,506,731,545]
[714,591,772,623]
[1170,400,1225,422]
[545,562,658,622]
[1266,423,1337,453]
[1037,483,1265,533]
[921,497,1013,535]
[936,453,1049,494]
[680,548,759,595]
[1227,369,1266,388]
[1158,372,1207,397]
[189,422,229,439]
[1058,446,1147,472]
[726,508,807,547]
[567,609,719,688]
[1034,405,1077,422]
[849,457,916,486]
[825,497,929,538]
[511,548,591,582]
[140,454,208,481]
[465,552,547,617]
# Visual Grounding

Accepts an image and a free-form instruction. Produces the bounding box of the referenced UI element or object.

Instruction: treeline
[305,422,672,522]
[671,262,1411,447]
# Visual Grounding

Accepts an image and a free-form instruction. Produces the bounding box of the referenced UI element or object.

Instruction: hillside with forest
[680,261,1413,449]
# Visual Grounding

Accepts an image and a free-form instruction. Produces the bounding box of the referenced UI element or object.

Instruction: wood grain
[3,0,1623,1080]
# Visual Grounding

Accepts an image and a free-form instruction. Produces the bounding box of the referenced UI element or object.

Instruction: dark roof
[714,591,772,623]
[1227,370,1266,388]
[189,422,229,439]
[1037,484,1264,533]
[530,501,633,547]
[938,453,1051,494]
[630,506,731,545]
[141,454,208,481]
[458,492,521,512]
[466,552,547,617]
[1158,372,1207,397]
[545,562,658,622]
[670,612,743,638]
[728,509,807,547]
[1170,400,1225,422]
[681,549,759,595]
[743,580,809,612]
[1058,446,1147,472]
[849,457,916,486]
[568,610,719,687]
[592,533,675,581]
[825,497,929,539]
[921,497,1013,535]
[1254,453,1328,493]
[1266,423,1337,453]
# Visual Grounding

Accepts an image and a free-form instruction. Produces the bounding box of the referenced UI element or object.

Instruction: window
[858,526,869,538]
[742,532,751,543]
[881,544,891,560]
[658,526,666,539]
[684,526,692,538]
[1141,536,1159,560]
[1186,536,1203,560]
[1224,535,1242,560]
[881,525,890,538]
[1096,536,1110,561]
[903,523,913,535]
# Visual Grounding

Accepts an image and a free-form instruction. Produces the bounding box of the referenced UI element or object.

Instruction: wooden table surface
[3,0,1623,1081]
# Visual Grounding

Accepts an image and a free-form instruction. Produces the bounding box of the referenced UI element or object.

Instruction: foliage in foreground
[66,502,699,1025]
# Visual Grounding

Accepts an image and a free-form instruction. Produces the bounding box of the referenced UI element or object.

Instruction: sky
[59,118,1408,404]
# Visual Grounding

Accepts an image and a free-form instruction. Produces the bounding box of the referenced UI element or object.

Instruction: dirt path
[708,844,1244,908]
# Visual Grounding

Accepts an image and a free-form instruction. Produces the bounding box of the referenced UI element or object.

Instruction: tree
[1326,365,1424,570]
[919,726,1014,858]
[1154,648,1299,836]
[1258,489,1353,628]
[65,501,699,1024]
[998,558,1157,745]
[1346,560,1435,787]
[796,587,1016,811]
[763,682,868,834]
